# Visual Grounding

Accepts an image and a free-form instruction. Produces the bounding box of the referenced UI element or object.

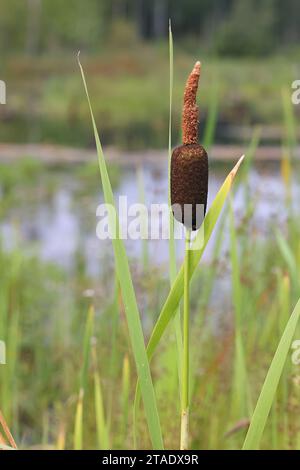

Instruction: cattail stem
[180,229,191,450]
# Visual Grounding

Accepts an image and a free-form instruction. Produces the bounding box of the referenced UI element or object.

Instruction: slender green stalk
[134,156,245,420]
[74,305,94,450]
[93,345,109,450]
[107,277,120,434]
[134,23,176,448]
[181,229,191,450]
[168,21,183,386]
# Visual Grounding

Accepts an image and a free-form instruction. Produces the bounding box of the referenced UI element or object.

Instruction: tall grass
[74,305,94,450]
[79,41,246,448]
[243,297,300,449]
[0,41,299,451]
[229,199,252,420]
[78,55,164,449]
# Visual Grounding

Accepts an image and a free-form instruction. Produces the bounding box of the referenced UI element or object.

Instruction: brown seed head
[171,144,208,230]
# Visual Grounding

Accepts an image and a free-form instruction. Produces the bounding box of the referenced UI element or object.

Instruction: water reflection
[0,158,298,277]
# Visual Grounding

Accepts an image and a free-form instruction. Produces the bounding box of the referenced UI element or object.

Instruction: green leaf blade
[146,155,245,361]
[243,297,300,450]
[78,56,163,450]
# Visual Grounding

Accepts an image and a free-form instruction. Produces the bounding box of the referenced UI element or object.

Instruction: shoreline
[0,143,299,167]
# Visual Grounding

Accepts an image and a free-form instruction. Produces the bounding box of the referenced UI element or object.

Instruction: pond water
[0,155,299,279]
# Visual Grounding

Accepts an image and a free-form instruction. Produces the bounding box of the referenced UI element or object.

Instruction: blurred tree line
[0,0,299,56]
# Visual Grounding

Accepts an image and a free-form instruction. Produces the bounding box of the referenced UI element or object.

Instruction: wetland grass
[0,34,300,452]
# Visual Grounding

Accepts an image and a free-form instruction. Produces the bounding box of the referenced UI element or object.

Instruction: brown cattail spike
[171,61,208,231]
[171,144,208,230]
[182,61,201,145]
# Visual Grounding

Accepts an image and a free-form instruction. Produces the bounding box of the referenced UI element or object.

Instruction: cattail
[171,61,208,230]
